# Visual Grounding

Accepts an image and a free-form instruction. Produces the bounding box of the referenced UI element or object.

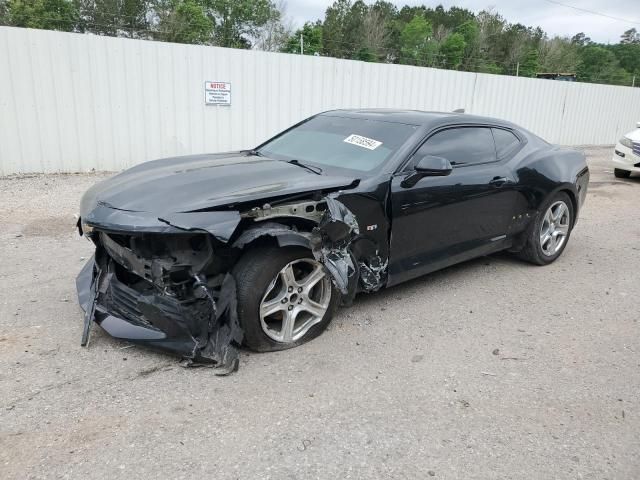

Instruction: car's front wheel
[232,246,340,352]
[614,168,631,179]
[518,192,574,265]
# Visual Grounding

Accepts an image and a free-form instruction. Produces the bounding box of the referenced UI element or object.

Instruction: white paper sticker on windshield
[343,134,382,150]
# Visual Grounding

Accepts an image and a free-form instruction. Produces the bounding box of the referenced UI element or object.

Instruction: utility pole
[516,62,520,77]
[300,33,304,55]
[633,75,636,88]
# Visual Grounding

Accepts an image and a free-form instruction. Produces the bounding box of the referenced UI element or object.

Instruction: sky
[284,0,640,44]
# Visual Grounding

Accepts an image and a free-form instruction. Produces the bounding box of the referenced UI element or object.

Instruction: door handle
[489,176,508,187]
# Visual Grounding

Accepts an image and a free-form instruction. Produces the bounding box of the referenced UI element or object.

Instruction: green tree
[475,9,506,71]
[425,5,474,30]
[344,0,367,54]
[396,4,425,24]
[354,46,375,61]
[282,21,322,55]
[455,20,478,69]
[154,0,211,44]
[399,14,436,66]
[321,0,350,57]
[538,37,580,73]
[477,62,502,74]
[577,45,627,84]
[611,43,640,78]
[7,0,78,30]
[253,1,290,52]
[206,0,279,48]
[620,28,639,44]
[518,48,539,77]
[571,32,591,46]
[368,0,397,61]
[77,0,148,37]
[501,23,532,71]
[440,32,465,68]
[0,0,9,25]
[321,0,381,60]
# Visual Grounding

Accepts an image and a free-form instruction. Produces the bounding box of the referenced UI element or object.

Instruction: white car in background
[612,122,640,178]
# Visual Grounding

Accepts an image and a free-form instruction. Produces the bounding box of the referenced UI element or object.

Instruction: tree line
[1,0,638,86]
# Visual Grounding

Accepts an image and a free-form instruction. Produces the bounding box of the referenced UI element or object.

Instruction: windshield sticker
[343,134,383,151]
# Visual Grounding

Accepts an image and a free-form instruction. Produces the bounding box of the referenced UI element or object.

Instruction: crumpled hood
[81,152,358,216]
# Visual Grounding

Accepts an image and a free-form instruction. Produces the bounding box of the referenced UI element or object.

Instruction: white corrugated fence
[1,26,639,175]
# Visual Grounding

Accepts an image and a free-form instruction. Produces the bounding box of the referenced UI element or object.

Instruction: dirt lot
[1,147,639,479]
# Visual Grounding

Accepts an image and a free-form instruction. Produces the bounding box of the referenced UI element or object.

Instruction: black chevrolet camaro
[77,109,589,373]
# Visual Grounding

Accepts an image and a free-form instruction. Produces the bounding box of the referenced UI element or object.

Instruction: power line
[541,0,640,26]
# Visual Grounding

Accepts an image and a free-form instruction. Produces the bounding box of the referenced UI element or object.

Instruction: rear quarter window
[492,128,521,158]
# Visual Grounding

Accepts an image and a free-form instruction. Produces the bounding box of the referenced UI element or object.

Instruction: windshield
[258,115,418,173]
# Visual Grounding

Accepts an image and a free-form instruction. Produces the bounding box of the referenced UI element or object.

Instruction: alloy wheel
[539,200,570,256]
[259,258,331,343]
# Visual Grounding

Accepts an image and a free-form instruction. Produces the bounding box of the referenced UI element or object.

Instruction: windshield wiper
[286,159,323,175]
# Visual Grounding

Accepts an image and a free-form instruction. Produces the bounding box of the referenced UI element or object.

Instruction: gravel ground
[1,147,639,479]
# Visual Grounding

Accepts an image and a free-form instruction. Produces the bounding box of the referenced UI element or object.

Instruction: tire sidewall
[234,247,340,352]
[531,192,574,264]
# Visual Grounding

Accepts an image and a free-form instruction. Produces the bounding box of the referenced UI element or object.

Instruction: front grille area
[632,141,640,157]
[101,273,156,329]
[100,232,157,285]
[95,252,214,337]
[98,231,215,292]
[92,229,220,337]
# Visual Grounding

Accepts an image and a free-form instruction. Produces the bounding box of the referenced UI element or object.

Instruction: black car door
[387,126,520,286]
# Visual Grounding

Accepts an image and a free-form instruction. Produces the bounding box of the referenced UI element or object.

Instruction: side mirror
[401,155,453,188]
[415,155,453,176]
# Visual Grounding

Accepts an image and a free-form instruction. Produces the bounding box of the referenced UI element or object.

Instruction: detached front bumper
[76,247,242,374]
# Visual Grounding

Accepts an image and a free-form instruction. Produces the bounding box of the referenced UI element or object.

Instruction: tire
[232,246,340,352]
[518,191,574,266]
[614,168,631,179]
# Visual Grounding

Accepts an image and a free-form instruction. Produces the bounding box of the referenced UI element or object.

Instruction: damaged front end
[77,229,243,375]
[77,194,388,374]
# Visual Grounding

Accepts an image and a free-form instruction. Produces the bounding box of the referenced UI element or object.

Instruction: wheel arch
[231,218,315,251]
[510,185,577,253]
[558,187,578,227]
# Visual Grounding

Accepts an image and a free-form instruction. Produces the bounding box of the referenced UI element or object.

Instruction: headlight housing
[619,136,633,149]
[81,222,95,237]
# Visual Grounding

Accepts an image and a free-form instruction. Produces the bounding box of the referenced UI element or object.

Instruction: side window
[414,127,496,166]
[492,128,520,158]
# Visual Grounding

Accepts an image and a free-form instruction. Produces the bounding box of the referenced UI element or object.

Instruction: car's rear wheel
[518,192,574,265]
[614,168,631,178]
[232,246,339,352]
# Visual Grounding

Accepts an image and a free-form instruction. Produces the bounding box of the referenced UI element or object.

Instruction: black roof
[320,108,516,129]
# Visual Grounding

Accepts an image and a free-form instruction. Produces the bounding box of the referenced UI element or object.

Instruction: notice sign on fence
[205,81,231,106]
